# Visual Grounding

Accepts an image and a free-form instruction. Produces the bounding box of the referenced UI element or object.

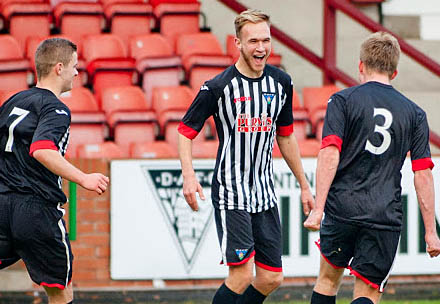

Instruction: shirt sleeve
[321,94,346,152]
[178,82,218,140]
[276,79,294,136]
[410,109,434,171]
[30,101,71,156]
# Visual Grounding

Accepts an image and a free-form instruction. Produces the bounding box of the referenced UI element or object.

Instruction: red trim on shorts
[412,158,434,171]
[321,135,342,152]
[276,123,294,136]
[255,260,282,272]
[225,250,256,266]
[315,240,345,269]
[177,122,198,140]
[347,266,380,291]
[40,282,66,290]
[29,140,58,156]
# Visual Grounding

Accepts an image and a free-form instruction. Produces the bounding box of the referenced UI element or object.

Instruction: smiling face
[236,21,271,78]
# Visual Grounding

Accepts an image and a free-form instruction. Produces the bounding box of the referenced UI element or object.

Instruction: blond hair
[235,9,270,38]
[360,32,400,77]
[35,38,77,80]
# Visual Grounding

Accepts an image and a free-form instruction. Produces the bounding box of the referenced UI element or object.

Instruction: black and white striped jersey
[0,87,71,204]
[179,65,294,213]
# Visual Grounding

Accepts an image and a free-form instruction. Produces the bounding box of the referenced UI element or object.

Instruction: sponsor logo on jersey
[234,96,252,103]
[262,92,276,104]
[200,85,209,91]
[235,249,248,261]
[141,167,214,273]
[55,109,68,115]
[237,113,272,133]
[328,98,332,103]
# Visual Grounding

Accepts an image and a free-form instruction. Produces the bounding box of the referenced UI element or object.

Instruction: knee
[256,271,283,291]
[226,267,254,293]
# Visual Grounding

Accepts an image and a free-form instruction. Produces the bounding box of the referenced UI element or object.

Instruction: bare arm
[178,133,205,211]
[33,149,109,194]
[303,145,339,231]
[277,133,314,216]
[414,169,440,257]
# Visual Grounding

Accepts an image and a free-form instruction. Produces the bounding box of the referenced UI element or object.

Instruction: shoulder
[201,65,236,94]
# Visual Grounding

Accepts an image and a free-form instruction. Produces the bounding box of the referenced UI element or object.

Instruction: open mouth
[253,55,266,64]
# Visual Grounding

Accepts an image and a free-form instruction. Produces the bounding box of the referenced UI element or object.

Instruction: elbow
[318,146,340,169]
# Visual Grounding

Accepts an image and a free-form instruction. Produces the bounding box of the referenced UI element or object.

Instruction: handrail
[218,0,440,148]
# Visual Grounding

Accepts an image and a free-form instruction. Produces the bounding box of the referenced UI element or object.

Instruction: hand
[303,209,323,232]
[182,175,205,211]
[300,188,315,216]
[425,233,440,258]
[80,173,109,195]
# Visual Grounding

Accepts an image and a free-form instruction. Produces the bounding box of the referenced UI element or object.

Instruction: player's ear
[390,69,398,80]
[358,60,364,74]
[235,36,241,50]
[54,62,63,76]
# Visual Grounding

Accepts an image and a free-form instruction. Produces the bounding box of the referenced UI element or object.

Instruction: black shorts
[318,215,400,292]
[214,205,282,272]
[0,193,73,290]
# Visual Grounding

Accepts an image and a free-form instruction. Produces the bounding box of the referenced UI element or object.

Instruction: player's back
[323,81,431,230]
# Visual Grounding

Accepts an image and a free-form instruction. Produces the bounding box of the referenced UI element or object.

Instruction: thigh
[11,197,73,289]
[319,215,359,269]
[214,208,255,266]
[0,194,20,269]
[252,205,282,271]
[350,228,400,292]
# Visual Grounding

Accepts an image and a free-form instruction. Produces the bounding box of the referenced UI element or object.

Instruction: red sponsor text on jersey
[237,113,272,133]
[234,96,252,103]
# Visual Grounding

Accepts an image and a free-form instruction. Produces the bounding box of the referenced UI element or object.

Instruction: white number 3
[365,107,393,155]
[5,107,30,152]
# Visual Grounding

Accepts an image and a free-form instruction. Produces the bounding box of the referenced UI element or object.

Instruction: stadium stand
[130,140,178,158]
[0,34,30,90]
[292,88,310,141]
[0,89,20,106]
[76,141,127,159]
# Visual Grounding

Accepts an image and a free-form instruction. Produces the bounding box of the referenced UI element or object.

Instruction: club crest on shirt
[262,92,276,104]
[235,249,248,261]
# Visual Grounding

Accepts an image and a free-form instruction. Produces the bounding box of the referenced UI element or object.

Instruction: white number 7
[5,107,30,152]
[365,107,393,155]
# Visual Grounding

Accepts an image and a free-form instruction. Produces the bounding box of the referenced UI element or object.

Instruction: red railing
[218,0,440,148]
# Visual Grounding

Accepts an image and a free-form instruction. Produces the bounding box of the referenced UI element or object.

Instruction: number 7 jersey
[0,87,71,204]
[321,81,434,231]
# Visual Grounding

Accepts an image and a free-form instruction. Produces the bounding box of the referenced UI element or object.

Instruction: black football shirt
[0,87,70,203]
[321,81,434,231]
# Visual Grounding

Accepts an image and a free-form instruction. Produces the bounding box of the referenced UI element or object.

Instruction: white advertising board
[110,158,440,280]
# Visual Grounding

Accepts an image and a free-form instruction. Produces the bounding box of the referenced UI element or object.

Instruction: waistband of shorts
[4,192,61,208]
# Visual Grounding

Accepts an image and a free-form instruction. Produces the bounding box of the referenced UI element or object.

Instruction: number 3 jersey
[321,81,434,231]
[178,65,294,213]
[0,87,70,203]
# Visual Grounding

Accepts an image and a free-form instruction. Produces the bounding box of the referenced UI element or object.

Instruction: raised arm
[303,145,340,231]
[414,168,440,257]
[277,133,314,216]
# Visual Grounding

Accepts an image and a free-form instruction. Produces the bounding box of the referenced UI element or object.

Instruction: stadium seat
[225,34,282,67]
[0,35,30,90]
[82,34,136,105]
[130,141,178,159]
[292,88,310,141]
[0,89,20,106]
[273,138,320,158]
[67,124,106,159]
[101,86,157,153]
[302,85,341,139]
[176,33,232,89]
[53,2,104,44]
[2,2,51,53]
[129,34,183,105]
[152,0,201,50]
[76,141,127,159]
[104,2,154,46]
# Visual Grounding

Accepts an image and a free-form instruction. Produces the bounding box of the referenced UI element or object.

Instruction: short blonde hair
[235,9,270,38]
[360,31,400,77]
[35,38,77,80]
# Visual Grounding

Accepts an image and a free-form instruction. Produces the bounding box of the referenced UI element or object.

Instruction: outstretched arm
[178,133,205,211]
[33,149,109,195]
[303,145,339,231]
[414,168,440,257]
[277,133,314,216]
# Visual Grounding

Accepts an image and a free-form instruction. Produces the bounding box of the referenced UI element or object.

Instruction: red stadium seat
[53,2,104,44]
[129,34,183,104]
[152,0,201,50]
[2,3,51,53]
[130,141,178,159]
[0,35,30,90]
[273,139,320,158]
[226,34,282,67]
[292,88,310,141]
[82,34,136,104]
[0,89,20,106]
[76,141,127,159]
[104,2,154,46]
[67,124,106,159]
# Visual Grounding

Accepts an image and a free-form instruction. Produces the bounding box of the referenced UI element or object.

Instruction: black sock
[212,283,240,304]
[67,302,73,304]
[236,284,266,304]
[351,297,374,304]
[311,291,336,304]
